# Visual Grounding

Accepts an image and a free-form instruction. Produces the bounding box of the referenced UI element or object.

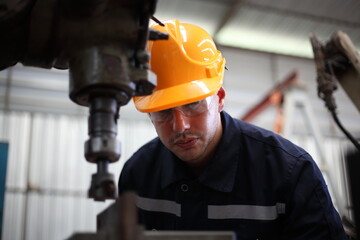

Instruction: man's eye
[158,109,172,115]
[185,101,200,108]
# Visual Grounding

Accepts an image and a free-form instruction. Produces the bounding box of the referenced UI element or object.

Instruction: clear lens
[149,95,214,122]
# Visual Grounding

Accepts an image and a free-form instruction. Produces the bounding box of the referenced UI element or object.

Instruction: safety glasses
[149,95,215,122]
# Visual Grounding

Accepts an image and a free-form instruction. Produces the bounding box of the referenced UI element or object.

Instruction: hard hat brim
[134,76,223,113]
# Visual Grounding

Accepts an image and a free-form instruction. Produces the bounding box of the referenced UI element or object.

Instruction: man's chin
[174,149,201,163]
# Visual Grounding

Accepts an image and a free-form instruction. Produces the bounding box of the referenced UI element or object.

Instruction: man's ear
[217,86,226,112]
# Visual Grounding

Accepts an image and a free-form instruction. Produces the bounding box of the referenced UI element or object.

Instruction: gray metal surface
[144,231,235,240]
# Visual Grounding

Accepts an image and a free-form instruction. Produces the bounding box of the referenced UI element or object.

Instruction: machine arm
[310,31,360,152]
[0,0,167,201]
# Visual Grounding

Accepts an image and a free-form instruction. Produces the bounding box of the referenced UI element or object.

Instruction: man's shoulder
[232,117,309,159]
[226,115,321,199]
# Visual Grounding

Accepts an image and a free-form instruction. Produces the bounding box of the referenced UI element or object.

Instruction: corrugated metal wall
[0,111,156,240]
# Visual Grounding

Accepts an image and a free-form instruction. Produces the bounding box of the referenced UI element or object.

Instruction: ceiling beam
[213,0,245,38]
[246,2,360,29]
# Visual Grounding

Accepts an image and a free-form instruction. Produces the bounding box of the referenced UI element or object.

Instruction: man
[118,19,347,240]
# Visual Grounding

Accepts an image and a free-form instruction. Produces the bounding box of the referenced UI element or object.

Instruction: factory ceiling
[154,0,360,58]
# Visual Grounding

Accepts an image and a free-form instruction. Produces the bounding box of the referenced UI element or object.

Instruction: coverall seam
[314,183,341,240]
[240,128,307,160]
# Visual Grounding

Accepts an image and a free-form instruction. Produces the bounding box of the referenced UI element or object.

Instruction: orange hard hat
[134,19,226,113]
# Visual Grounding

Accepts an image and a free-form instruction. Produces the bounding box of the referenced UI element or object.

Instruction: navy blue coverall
[118,111,347,240]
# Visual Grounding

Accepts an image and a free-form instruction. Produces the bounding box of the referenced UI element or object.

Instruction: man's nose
[172,109,190,133]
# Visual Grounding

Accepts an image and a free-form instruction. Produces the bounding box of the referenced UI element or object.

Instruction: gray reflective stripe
[137,197,181,217]
[208,203,285,220]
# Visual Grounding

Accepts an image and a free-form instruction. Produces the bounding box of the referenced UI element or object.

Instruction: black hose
[330,110,360,152]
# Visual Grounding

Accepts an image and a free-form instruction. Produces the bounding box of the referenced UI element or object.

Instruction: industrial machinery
[310,31,360,152]
[0,0,168,201]
[0,1,235,239]
[310,31,360,239]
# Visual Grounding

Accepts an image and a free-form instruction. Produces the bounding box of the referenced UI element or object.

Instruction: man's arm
[280,154,347,239]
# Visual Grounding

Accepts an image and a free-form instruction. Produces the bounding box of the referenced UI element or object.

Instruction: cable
[310,34,360,153]
[330,110,360,152]
[325,63,360,152]
[151,16,165,26]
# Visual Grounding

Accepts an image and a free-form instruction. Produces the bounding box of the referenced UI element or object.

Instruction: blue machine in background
[0,142,8,240]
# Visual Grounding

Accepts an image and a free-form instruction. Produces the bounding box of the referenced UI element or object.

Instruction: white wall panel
[220,47,275,121]
[221,47,274,92]
[10,67,67,91]
[29,113,91,192]
[0,111,31,189]
[1,110,157,240]
[0,65,87,115]
[2,192,26,240]
[0,69,9,110]
[24,193,110,240]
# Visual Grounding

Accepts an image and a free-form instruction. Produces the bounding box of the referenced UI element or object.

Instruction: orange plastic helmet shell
[134,19,226,113]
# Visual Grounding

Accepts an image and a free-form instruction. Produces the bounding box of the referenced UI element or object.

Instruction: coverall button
[181,184,189,192]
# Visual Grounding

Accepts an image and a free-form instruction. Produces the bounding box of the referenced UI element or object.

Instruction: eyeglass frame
[148,95,216,122]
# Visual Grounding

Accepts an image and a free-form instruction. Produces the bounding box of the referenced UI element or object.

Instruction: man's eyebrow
[184,101,200,106]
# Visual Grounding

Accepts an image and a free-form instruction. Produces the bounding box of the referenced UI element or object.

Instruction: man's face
[149,87,226,168]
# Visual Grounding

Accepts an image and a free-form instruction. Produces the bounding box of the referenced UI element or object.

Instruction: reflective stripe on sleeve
[208,203,285,220]
[137,197,181,217]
